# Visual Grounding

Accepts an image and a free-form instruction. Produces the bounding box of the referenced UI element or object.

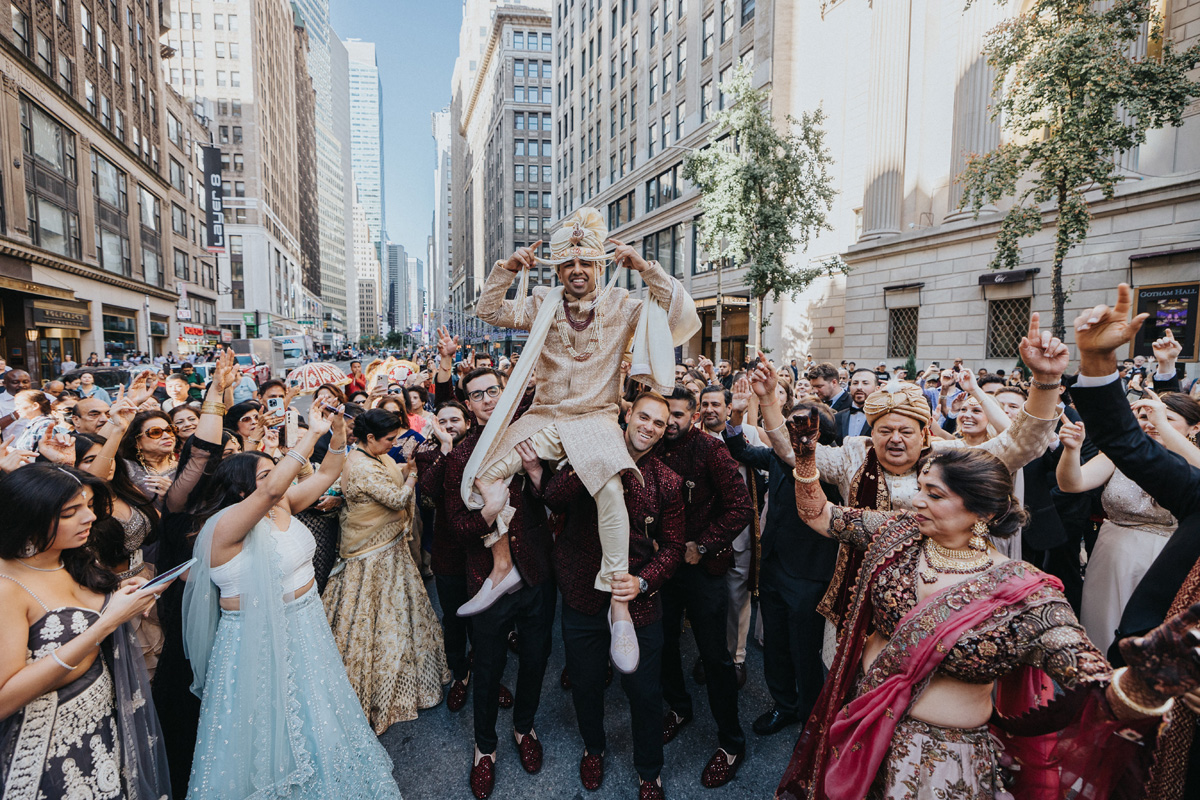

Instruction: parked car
[59,367,132,395]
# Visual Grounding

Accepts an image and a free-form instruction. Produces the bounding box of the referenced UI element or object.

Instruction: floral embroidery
[41,613,64,640]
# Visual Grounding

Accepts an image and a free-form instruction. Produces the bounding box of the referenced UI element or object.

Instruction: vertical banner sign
[203,145,226,253]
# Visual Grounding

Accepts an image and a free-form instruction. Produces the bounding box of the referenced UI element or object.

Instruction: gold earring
[970,520,990,552]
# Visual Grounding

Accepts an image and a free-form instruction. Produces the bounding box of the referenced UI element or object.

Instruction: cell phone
[374,374,388,392]
[285,407,300,451]
[266,396,285,425]
[139,558,197,592]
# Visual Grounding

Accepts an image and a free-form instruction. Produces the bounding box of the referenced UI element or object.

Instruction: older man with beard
[834,369,878,445]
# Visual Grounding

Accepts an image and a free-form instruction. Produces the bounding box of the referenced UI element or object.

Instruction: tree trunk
[1052,184,1069,341]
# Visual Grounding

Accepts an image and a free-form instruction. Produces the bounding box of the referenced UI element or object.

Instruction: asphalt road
[308,359,799,798]
[377,586,798,800]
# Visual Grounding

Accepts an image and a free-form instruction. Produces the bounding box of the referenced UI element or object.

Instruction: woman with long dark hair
[182,400,401,798]
[0,464,171,799]
[323,409,448,733]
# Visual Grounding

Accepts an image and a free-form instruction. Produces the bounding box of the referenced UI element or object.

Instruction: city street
[381,588,796,800]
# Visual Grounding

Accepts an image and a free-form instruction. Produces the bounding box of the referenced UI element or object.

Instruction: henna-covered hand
[787,407,821,457]
[1119,600,1200,703]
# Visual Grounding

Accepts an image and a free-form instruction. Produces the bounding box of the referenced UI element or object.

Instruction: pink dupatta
[821,564,1060,800]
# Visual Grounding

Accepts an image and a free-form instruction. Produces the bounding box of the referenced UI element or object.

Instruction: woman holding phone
[182,399,402,798]
[0,464,171,799]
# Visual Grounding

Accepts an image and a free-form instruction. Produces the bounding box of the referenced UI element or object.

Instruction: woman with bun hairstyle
[322,408,449,733]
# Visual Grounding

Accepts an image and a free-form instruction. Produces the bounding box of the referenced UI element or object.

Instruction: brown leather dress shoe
[497,683,514,709]
[700,748,744,788]
[447,676,470,712]
[515,731,543,774]
[580,751,604,791]
[470,753,495,799]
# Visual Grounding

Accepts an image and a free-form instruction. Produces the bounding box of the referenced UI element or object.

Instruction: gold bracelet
[792,467,821,484]
[1110,667,1175,716]
[200,402,227,416]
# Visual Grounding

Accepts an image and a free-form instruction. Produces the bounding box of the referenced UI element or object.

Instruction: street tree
[959,0,1200,339]
[682,64,840,351]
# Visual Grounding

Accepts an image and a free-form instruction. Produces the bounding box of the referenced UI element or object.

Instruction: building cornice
[0,241,179,302]
[460,6,551,135]
[843,175,1200,263]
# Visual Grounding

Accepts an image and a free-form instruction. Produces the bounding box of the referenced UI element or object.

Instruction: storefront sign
[33,307,89,329]
[203,145,226,253]
[221,330,233,343]
[176,308,192,320]
[1133,282,1199,361]
[182,326,203,337]
[204,328,221,338]
[0,274,74,301]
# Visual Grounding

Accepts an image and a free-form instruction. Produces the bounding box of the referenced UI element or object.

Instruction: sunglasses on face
[239,414,261,425]
[466,384,502,403]
[139,425,178,440]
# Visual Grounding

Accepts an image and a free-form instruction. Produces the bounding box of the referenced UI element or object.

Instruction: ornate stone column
[945,1,1005,219]
[860,0,913,241]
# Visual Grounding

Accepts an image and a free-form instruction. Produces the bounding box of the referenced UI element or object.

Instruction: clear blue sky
[331,0,461,261]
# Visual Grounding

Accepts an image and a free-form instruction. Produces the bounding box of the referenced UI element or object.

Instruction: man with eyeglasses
[437,367,556,799]
[461,207,698,683]
[70,396,111,435]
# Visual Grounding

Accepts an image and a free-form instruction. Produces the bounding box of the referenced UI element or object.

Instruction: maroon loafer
[700,748,744,789]
[470,754,495,799]
[447,677,469,712]
[580,751,604,791]
[515,732,543,774]
[662,710,692,745]
[639,778,665,800]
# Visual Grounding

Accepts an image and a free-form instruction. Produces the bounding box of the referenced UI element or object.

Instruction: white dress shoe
[608,607,640,674]
[457,566,524,617]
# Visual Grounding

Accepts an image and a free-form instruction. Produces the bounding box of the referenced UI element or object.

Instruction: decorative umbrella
[384,358,420,384]
[285,362,350,395]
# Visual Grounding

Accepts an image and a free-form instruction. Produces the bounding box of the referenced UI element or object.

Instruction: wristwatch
[696,544,708,556]
[638,577,650,595]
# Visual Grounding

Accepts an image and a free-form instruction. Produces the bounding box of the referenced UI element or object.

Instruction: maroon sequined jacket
[414,438,463,577]
[657,426,753,576]
[543,456,685,627]
[438,425,553,595]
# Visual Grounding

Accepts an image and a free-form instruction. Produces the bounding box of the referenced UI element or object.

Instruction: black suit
[833,406,871,446]
[1072,376,1200,795]
[827,389,852,414]
[724,427,838,723]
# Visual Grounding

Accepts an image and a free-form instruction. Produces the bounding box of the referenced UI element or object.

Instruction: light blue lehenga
[182,509,403,799]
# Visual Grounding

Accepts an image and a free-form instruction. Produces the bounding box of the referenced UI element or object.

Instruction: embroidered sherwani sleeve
[476,262,540,332]
[827,506,893,551]
[960,408,1058,472]
[638,259,675,307]
[816,441,856,498]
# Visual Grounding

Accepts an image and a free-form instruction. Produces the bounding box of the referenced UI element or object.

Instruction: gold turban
[540,207,611,265]
[863,382,933,426]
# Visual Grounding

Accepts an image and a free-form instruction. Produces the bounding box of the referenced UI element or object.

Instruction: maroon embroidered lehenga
[777,507,1158,800]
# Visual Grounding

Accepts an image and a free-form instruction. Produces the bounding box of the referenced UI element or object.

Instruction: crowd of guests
[2,284,1200,800]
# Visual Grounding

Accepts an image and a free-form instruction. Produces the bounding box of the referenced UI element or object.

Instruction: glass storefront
[38,332,82,378]
[102,311,137,362]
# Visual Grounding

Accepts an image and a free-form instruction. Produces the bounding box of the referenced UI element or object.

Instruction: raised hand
[127,371,157,405]
[956,367,978,394]
[731,377,752,413]
[748,352,777,400]
[1018,312,1069,380]
[0,433,36,472]
[307,399,336,438]
[786,407,821,457]
[1132,389,1172,434]
[108,392,138,432]
[215,348,240,392]
[437,326,460,360]
[1058,416,1086,452]
[1073,283,1150,359]
[1153,328,1182,370]
[606,238,648,272]
[504,240,543,272]
[38,429,75,465]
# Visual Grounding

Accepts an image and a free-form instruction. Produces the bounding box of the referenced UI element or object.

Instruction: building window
[230,71,240,88]
[515,86,525,102]
[21,97,80,259]
[91,151,129,275]
[102,313,137,361]
[80,4,92,49]
[515,192,525,208]
[35,32,52,74]
[171,203,187,236]
[648,122,657,157]
[676,39,687,80]
[701,81,712,122]
[139,187,162,287]
[719,65,731,109]
[542,87,552,104]
[887,306,919,359]
[515,139,525,157]
[57,53,73,94]
[514,31,524,49]
[607,190,635,229]
[515,165,525,182]
[741,0,755,25]
[986,297,1032,359]
[515,59,525,78]
[649,66,657,104]
[174,248,189,280]
[675,100,686,138]
[702,13,713,58]
[642,223,685,277]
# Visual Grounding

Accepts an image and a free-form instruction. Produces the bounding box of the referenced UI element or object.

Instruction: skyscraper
[345,40,387,262]
[385,242,407,333]
[430,108,452,317]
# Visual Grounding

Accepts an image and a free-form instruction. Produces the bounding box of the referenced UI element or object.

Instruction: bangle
[1030,378,1062,391]
[284,449,309,467]
[200,401,226,416]
[1110,667,1175,716]
[792,467,821,484]
[327,444,348,456]
[50,649,78,670]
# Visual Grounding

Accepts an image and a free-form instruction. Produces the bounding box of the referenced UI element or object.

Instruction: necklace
[561,296,595,331]
[920,537,993,585]
[266,504,285,525]
[17,558,66,572]
[555,303,601,362]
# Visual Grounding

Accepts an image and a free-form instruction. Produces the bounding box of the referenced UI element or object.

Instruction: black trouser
[661,563,745,755]
[435,574,472,681]
[759,557,828,723]
[561,603,665,782]
[471,581,556,754]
